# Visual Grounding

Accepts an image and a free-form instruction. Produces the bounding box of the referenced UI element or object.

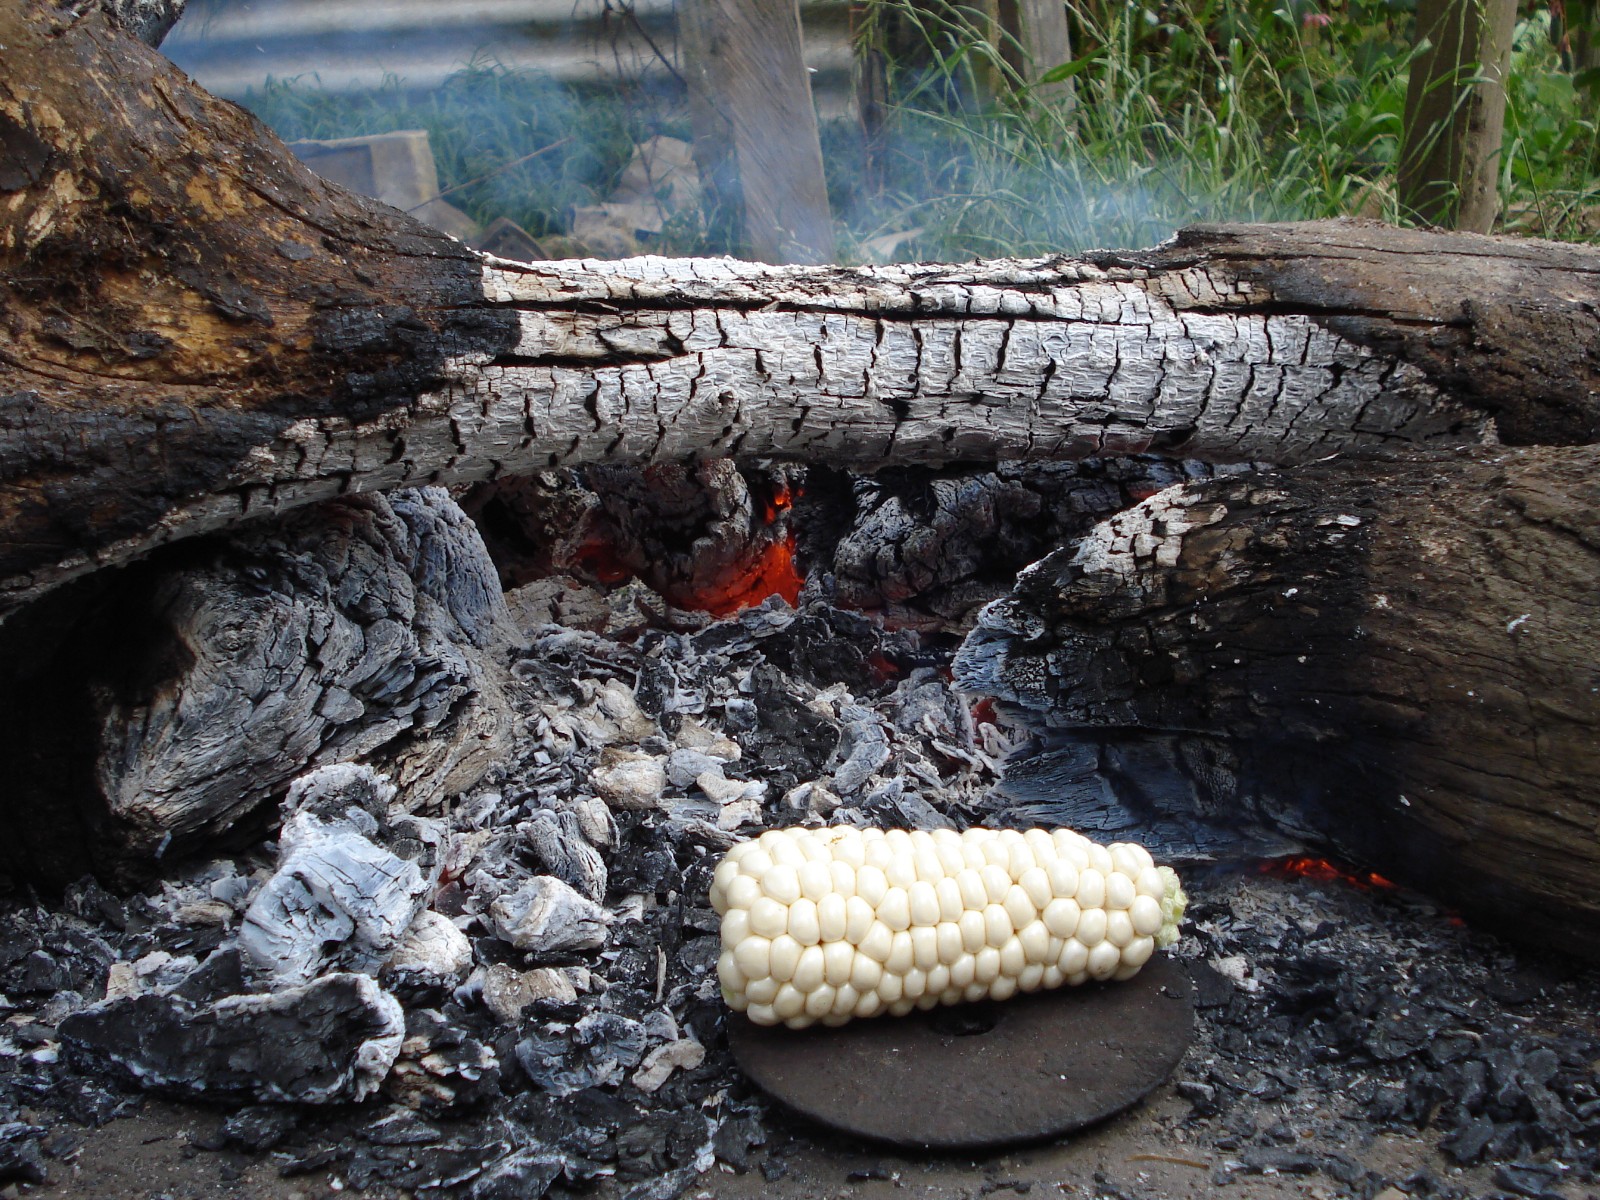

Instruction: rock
[481,964,578,1025]
[59,973,404,1104]
[488,877,609,955]
[382,911,473,995]
[239,767,430,987]
[591,751,667,811]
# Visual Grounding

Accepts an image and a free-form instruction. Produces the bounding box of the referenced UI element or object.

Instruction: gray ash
[0,598,1588,1200]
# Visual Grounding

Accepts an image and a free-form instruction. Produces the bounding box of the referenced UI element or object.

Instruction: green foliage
[1501,12,1600,239]
[233,4,1600,260]
[833,0,1418,259]
[243,60,651,239]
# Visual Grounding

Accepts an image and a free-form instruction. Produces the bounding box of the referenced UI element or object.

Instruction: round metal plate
[726,954,1194,1151]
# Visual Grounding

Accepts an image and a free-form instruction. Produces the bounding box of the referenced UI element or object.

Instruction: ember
[1260,855,1397,890]
[685,532,804,617]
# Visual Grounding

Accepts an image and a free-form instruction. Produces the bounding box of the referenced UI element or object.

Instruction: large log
[2,0,1598,944]
[954,444,1600,958]
[6,0,1600,622]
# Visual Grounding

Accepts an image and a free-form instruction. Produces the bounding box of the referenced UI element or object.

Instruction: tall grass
[235,2,1600,261]
[831,0,1417,259]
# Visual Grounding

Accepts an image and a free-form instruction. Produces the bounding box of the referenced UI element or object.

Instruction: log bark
[0,487,516,885]
[6,0,1600,622]
[954,444,1600,958]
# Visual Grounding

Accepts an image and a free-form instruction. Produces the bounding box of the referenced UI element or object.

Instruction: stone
[726,954,1195,1150]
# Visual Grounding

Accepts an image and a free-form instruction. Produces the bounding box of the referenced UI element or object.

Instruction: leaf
[1036,53,1103,84]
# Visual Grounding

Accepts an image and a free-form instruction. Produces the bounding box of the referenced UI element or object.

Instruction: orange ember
[762,480,797,524]
[866,652,902,684]
[572,539,633,585]
[692,535,805,617]
[1259,855,1396,890]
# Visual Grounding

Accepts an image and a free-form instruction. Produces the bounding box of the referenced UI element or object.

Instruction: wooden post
[1397,0,1518,231]
[679,0,836,264]
[1002,0,1075,106]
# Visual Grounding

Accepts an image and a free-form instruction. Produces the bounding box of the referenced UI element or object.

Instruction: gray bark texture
[5,0,1600,624]
[954,444,1600,959]
[0,487,515,885]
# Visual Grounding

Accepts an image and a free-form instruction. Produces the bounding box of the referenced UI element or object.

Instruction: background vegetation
[242,0,1600,260]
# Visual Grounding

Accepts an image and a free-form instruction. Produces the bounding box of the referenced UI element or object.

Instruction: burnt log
[6,0,1600,622]
[955,444,1600,958]
[0,0,1597,949]
[0,486,515,884]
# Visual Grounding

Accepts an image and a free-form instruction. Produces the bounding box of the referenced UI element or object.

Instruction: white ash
[488,876,609,955]
[238,765,432,988]
[381,911,473,995]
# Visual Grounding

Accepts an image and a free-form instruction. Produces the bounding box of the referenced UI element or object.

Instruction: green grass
[236,3,1600,261]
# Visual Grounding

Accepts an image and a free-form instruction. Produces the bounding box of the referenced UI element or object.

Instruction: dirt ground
[22,1077,1514,1200]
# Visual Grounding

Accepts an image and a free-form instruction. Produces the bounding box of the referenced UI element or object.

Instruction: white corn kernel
[715,825,1185,1027]
[762,863,800,905]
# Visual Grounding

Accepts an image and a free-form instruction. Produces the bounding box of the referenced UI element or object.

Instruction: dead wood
[5,0,1600,622]
[0,487,515,885]
[955,444,1600,958]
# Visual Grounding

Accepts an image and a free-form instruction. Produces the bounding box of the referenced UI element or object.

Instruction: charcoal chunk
[0,1124,46,1184]
[59,973,403,1104]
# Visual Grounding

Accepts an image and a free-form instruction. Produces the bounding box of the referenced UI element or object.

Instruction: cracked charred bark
[956,445,1600,958]
[5,0,1600,623]
[1,0,1598,938]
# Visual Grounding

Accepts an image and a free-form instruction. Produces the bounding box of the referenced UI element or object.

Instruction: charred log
[955,444,1600,958]
[0,487,514,885]
[7,1,1600,619]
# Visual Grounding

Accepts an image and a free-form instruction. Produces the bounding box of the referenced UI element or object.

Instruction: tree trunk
[1397,0,1518,231]
[678,0,836,264]
[955,443,1600,959]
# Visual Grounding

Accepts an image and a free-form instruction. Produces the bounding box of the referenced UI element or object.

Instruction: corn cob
[711,825,1185,1029]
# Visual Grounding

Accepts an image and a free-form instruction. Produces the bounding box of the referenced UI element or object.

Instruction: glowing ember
[761,480,796,524]
[1259,855,1396,890]
[572,539,633,585]
[689,535,805,617]
[680,481,805,616]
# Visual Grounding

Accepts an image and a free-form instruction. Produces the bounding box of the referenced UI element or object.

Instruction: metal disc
[726,954,1195,1151]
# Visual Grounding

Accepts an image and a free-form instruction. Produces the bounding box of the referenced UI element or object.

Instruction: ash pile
[0,461,1591,1200]
[0,594,1011,1197]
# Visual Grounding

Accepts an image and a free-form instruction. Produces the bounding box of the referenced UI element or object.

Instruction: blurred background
[163,0,1600,262]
